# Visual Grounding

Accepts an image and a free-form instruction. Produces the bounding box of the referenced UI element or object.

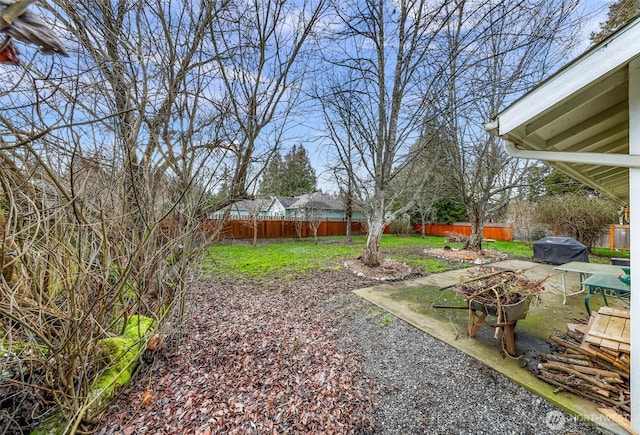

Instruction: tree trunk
[465,211,484,251]
[363,215,385,267]
[345,190,353,243]
[345,214,352,243]
[252,217,258,247]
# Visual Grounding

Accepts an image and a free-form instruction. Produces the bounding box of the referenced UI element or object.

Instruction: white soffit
[491,17,640,204]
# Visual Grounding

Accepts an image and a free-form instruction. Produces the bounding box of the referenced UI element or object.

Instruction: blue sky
[302,0,614,194]
[0,0,615,196]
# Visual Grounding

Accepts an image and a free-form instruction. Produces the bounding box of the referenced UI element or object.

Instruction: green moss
[29,414,65,435]
[95,336,136,390]
[123,315,155,342]
[31,315,157,431]
[390,286,470,323]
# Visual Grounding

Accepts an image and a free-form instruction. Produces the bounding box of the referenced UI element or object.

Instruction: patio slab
[354,259,631,435]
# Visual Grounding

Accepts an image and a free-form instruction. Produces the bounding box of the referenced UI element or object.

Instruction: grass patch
[481,240,534,259]
[203,239,365,279]
[202,234,620,280]
[203,235,462,280]
[590,247,630,263]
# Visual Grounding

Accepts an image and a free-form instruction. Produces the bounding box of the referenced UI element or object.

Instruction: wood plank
[598,338,620,352]
[597,306,630,318]
[597,408,632,433]
[594,315,627,351]
[590,312,611,334]
[585,332,619,351]
[567,323,588,335]
[586,313,611,347]
[585,334,606,346]
[622,318,630,342]
[605,314,626,338]
[617,318,631,353]
[587,330,631,345]
[580,316,598,354]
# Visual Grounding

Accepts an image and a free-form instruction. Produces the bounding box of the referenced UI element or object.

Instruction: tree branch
[0,0,35,29]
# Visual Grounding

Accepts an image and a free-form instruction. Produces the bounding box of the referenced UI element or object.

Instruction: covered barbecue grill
[532,236,588,264]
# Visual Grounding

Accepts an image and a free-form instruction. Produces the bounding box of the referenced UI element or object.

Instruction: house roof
[485,16,640,205]
[289,192,343,210]
[274,196,298,208]
[231,199,270,212]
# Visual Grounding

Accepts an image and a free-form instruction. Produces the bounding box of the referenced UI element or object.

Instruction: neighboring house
[287,192,366,221]
[209,199,270,219]
[264,196,298,218]
[211,193,366,221]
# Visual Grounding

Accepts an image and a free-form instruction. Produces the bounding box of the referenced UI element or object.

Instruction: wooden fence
[188,219,516,241]
[412,223,514,242]
[168,219,625,247]
[199,219,367,240]
[596,224,630,250]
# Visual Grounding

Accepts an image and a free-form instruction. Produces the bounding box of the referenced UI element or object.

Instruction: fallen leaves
[140,390,153,407]
[97,271,377,434]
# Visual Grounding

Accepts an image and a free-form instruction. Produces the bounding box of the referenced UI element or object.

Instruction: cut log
[540,370,611,397]
[538,363,618,392]
[542,354,591,367]
[539,373,630,412]
[550,334,594,356]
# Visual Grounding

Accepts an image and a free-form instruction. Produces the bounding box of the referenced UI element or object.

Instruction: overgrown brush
[0,159,206,433]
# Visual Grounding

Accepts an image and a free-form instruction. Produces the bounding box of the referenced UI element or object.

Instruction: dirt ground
[94,264,601,434]
[425,247,508,264]
[95,272,380,434]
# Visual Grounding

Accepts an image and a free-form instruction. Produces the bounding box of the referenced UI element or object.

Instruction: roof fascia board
[497,18,640,135]
[502,140,640,168]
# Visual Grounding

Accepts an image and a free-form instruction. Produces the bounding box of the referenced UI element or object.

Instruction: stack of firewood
[536,307,630,426]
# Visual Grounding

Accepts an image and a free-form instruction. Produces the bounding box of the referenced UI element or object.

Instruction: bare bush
[535,193,619,251]
[445,232,469,244]
[508,199,547,243]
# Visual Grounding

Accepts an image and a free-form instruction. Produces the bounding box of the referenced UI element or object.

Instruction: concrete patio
[354,259,630,434]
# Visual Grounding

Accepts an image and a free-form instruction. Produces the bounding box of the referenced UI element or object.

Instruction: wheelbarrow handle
[432,304,470,310]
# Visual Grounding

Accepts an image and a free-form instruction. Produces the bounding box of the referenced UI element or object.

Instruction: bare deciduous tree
[207,0,328,211]
[432,0,583,251]
[317,0,449,266]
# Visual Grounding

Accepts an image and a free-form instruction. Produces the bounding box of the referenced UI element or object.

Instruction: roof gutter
[483,120,640,168]
[502,141,640,168]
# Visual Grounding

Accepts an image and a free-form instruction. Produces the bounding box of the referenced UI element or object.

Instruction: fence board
[412,223,514,241]
[201,219,367,240]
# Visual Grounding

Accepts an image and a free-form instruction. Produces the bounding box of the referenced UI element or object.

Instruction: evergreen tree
[523,166,594,202]
[259,145,317,196]
[259,152,284,196]
[281,145,317,196]
[591,0,640,44]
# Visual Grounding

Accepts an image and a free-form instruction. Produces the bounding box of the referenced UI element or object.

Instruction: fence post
[610,224,615,250]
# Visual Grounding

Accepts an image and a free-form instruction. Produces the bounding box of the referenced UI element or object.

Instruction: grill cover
[532,237,589,264]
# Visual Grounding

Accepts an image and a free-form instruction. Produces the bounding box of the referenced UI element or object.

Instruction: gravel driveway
[331,292,606,434]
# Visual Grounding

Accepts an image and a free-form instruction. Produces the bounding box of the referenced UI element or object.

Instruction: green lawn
[202,234,628,280]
